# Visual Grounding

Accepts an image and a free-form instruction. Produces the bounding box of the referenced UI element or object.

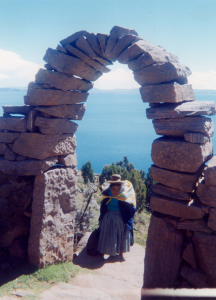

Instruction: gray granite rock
[151,137,213,173]
[13,133,76,160]
[118,39,164,64]
[35,117,78,135]
[35,68,93,92]
[128,51,179,71]
[28,167,76,267]
[153,116,214,137]
[150,164,203,192]
[0,117,27,132]
[43,48,102,81]
[150,193,205,219]
[146,101,216,119]
[36,103,86,120]
[140,83,195,103]
[134,62,191,86]
[25,86,88,106]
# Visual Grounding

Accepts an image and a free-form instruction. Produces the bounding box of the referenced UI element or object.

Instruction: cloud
[0,49,42,87]
[93,66,140,90]
[188,70,216,90]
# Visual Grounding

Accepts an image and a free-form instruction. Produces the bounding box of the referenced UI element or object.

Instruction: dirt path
[39,244,145,300]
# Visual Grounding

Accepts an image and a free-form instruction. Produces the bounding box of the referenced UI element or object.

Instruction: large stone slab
[144,212,184,288]
[176,219,213,233]
[128,51,179,71]
[75,35,97,59]
[152,116,214,137]
[150,164,202,192]
[192,231,216,280]
[35,68,93,92]
[135,62,191,86]
[13,133,76,160]
[196,181,216,208]
[105,26,138,59]
[35,103,86,120]
[109,34,142,60]
[65,45,110,73]
[0,132,20,143]
[203,156,216,186]
[0,143,7,155]
[207,208,216,231]
[180,265,213,288]
[118,39,165,64]
[43,48,102,81]
[60,30,90,46]
[96,33,109,56]
[28,167,76,267]
[25,86,88,106]
[86,33,102,56]
[150,193,205,219]
[151,137,213,173]
[152,183,192,200]
[140,82,195,103]
[0,157,58,176]
[184,132,210,144]
[182,242,197,270]
[0,117,27,132]
[3,105,31,115]
[35,117,78,134]
[146,101,216,119]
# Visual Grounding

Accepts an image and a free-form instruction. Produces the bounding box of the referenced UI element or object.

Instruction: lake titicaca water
[0,90,216,174]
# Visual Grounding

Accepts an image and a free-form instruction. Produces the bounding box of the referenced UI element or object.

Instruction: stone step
[152,137,213,173]
[35,68,93,92]
[150,164,203,192]
[35,103,86,120]
[140,82,195,103]
[134,62,191,86]
[35,117,78,135]
[153,116,214,137]
[43,48,102,81]
[146,101,216,119]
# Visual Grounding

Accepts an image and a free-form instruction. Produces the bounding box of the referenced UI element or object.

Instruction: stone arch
[0,26,216,289]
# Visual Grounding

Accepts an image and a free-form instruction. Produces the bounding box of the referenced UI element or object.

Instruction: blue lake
[0,91,216,174]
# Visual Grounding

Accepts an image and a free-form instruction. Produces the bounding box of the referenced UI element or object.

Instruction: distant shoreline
[0,87,216,95]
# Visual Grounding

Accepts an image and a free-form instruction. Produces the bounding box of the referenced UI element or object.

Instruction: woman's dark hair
[110,183,122,189]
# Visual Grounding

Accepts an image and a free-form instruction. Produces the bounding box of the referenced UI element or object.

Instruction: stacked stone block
[0,25,215,285]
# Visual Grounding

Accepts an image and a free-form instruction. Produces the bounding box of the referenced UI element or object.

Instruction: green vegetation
[0,262,84,299]
[81,161,94,184]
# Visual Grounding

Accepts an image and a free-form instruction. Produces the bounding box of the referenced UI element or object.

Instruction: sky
[0,0,216,90]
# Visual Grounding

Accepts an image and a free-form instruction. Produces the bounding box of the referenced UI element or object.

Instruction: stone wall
[0,26,215,289]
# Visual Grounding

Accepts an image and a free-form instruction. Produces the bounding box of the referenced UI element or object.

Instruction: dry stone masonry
[0,25,216,290]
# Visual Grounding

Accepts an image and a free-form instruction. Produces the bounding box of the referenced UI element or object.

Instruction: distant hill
[0,87,215,95]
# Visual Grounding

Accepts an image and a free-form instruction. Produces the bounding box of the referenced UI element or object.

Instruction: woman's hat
[108,174,124,184]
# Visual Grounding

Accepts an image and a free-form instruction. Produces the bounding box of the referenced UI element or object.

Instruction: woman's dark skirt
[97,211,130,256]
